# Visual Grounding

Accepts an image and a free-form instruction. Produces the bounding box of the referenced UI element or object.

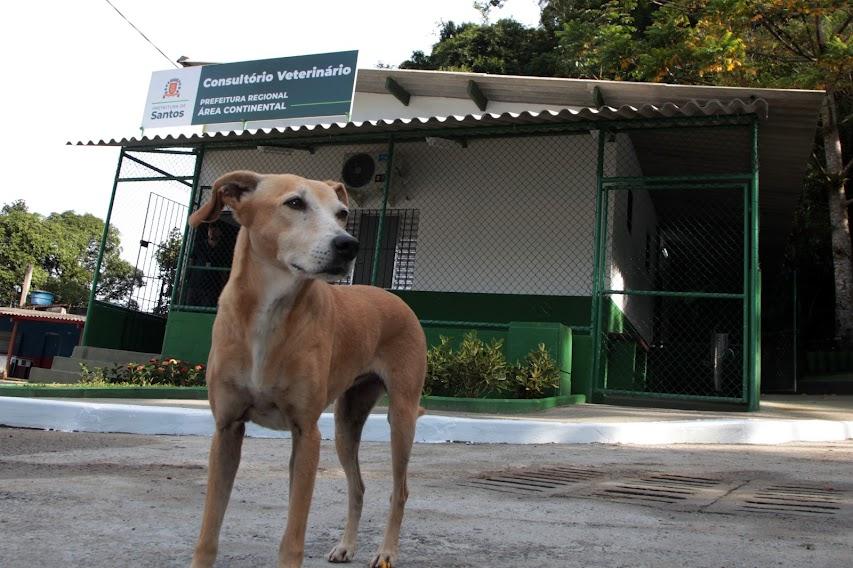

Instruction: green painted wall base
[83,301,166,354]
[161,292,596,365]
[162,310,216,363]
[422,394,586,414]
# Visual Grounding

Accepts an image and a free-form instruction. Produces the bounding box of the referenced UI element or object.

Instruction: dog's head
[189,171,358,280]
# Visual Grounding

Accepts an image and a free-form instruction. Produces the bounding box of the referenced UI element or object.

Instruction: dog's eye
[336,209,348,221]
[284,197,306,211]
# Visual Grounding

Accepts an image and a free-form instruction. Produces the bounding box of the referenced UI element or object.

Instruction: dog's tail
[417,406,427,418]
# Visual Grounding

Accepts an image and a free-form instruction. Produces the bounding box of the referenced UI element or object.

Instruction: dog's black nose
[332,234,359,261]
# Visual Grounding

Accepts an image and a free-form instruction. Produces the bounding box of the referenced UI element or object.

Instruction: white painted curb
[2,397,852,445]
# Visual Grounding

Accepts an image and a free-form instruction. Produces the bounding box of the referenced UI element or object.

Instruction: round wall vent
[341,153,376,189]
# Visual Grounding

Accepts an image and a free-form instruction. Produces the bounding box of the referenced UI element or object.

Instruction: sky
[0,0,542,262]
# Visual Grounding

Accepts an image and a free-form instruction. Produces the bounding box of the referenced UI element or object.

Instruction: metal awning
[72,99,767,148]
[70,69,824,261]
[0,307,86,325]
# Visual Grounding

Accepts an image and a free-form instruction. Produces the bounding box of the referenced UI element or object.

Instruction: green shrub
[508,343,561,398]
[424,336,454,396]
[425,332,508,398]
[80,358,206,387]
[425,332,560,399]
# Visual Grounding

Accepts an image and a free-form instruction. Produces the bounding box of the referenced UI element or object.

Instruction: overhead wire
[103,0,179,69]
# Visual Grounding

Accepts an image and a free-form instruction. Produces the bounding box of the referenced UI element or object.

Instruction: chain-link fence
[594,125,757,403]
[174,132,600,309]
[84,148,197,353]
[101,117,759,404]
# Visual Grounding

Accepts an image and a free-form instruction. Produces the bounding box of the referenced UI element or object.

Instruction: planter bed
[0,385,586,413]
[421,394,585,414]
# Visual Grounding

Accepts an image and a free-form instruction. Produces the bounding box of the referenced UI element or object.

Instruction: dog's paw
[328,543,356,563]
[190,548,216,568]
[369,552,396,568]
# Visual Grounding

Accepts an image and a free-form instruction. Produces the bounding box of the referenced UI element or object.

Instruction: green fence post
[370,137,394,286]
[82,148,125,347]
[589,128,607,402]
[169,146,206,311]
[748,117,761,411]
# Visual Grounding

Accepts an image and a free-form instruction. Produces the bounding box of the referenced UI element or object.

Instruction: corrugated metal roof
[0,307,86,324]
[72,99,768,148]
[69,69,824,263]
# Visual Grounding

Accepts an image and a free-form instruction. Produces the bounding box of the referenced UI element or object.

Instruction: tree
[546,0,852,344]
[401,0,852,345]
[153,227,182,316]
[0,201,52,305]
[0,201,143,307]
[400,19,558,77]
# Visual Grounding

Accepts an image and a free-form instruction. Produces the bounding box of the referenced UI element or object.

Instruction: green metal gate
[81,147,202,353]
[591,121,760,409]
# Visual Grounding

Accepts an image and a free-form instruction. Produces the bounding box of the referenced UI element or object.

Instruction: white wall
[398,135,597,295]
[605,133,657,342]
[198,130,649,299]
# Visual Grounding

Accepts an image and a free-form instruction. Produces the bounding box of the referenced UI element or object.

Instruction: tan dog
[187,171,426,568]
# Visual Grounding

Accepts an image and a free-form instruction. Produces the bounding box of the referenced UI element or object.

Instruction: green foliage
[405,1,850,92]
[153,227,183,316]
[423,336,453,396]
[0,201,51,304]
[509,342,561,398]
[401,19,558,77]
[426,332,509,397]
[551,0,647,80]
[0,201,143,307]
[544,0,851,91]
[402,0,851,344]
[425,332,560,399]
[80,357,206,387]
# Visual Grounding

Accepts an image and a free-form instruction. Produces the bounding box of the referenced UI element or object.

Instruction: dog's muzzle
[332,234,359,262]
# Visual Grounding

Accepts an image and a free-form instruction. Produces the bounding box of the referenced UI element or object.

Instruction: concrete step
[50,357,119,373]
[28,367,80,384]
[71,346,161,365]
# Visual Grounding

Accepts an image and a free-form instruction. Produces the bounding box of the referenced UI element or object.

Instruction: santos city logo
[163,78,182,98]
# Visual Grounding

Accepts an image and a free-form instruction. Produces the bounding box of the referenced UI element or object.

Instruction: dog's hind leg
[328,376,386,563]
[370,391,420,568]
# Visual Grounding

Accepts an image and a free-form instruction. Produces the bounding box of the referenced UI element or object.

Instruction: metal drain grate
[739,484,843,516]
[463,468,850,521]
[462,466,604,495]
[595,473,727,505]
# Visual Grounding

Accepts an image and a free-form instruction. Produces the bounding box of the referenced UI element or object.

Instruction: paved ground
[1,427,851,567]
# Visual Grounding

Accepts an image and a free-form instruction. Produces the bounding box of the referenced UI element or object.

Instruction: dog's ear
[188,171,261,227]
[324,180,349,208]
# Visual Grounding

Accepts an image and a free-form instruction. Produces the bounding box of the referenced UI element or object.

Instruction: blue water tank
[29,290,55,306]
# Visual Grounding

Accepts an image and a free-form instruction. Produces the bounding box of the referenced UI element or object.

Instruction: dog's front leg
[278,421,321,568]
[191,420,245,568]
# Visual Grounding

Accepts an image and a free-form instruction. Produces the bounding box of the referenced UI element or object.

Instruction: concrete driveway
[1,428,850,567]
